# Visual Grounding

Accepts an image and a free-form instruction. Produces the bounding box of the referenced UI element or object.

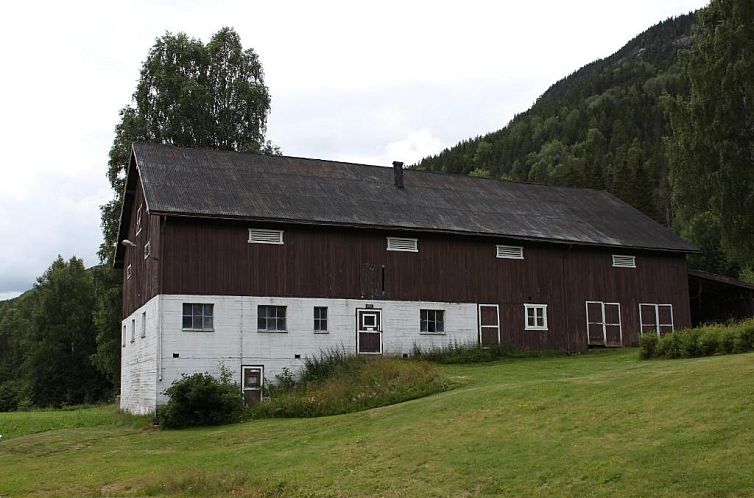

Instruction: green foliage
[250,354,451,418]
[0,382,21,412]
[640,319,754,359]
[159,366,244,429]
[411,341,517,364]
[668,0,754,272]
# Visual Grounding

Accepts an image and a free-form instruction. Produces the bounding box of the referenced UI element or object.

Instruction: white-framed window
[122,325,126,347]
[586,301,623,346]
[258,305,287,332]
[143,241,151,260]
[314,306,328,333]
[130,319,136,343]
[386,237,418,252]
[136,204,143,235]
[639,303,674,337]
[524,304,548,330]
[420,309,445,334]
[126,264,132,280]
[141,311,147,338]
[182,303,214,331]
[612,254,636,268]
[496,245,524,260]
[248,229,284,245]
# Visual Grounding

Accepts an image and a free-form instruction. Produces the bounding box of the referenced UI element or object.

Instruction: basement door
[585,301,622,347]
[478,304,500,347]
[241,366,263,406]
[356,308,382,354]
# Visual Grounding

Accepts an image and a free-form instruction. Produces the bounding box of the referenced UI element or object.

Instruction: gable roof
[124,142,697,255]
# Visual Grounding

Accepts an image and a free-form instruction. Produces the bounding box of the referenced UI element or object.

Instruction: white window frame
[612,254,636,268]
[639,303,674,337]
[420,309,446,335]
[248,228,284,245]
[496,245,524,260]
[585,301,622,345]
[135,204,143,236]
[143,241,151,260]
[126,264,132,280]
[524,304,548,331]
[477,303,501,347]
[386,237,418,252]
[182,303,215,332]
[141,311,147,338]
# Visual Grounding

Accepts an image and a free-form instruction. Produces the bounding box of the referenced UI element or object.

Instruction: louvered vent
[248,229,284,245]
[612,255,636,268]
[386,237,418,252]
[496,245,524,260]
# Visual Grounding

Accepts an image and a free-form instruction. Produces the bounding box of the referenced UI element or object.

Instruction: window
[420,309,445,333]
[387,237,418,252]
[122,325,126,347]
[141,311,147,338]
[258,305,287,332]
[143,241,151,260]
[639,304,674,337]
[136,204,143,235]
[248,229,284,245]
[130,319,136,343]
[496,245,524,260]
[126,264,132,280]
[612,254,636,268]
[524,304,548,330]
[314,306,328,332]
[182,303,214,331]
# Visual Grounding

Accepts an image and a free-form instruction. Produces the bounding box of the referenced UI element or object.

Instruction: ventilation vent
[386,237,418,252]
[612,255,636,268]
[248,229,284,245]
[496,245,524,260]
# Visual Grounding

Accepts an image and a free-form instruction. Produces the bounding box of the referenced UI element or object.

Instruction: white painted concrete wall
[120,295,160,414]
[121,294,478,413]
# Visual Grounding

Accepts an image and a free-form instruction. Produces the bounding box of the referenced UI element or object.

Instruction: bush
[411,341,517,364]
[639,333,658,359]
[0,382,21,412]
[159,366,244,429]
[250,353,452,419]
[655,332,682,359]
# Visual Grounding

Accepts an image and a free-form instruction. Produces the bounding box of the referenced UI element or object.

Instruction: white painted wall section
[120,295,160,415]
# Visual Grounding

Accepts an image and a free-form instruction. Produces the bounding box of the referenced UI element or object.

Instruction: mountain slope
[416,14,697,225]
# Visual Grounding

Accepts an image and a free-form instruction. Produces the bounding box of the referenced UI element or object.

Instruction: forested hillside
[417,14,695,226]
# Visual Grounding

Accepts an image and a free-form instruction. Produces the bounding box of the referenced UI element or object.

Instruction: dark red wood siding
[150,218,691,352]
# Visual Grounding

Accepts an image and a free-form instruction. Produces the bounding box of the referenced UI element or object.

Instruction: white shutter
[248,229,284,245]
[612,255,636,268]
[386,237,418,252]
[496,245,524,260]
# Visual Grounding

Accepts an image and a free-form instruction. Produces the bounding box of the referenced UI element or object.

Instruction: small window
[612,255,636,268]
[387,237,418,252]
[314,306,328,332]
[258,305,287,332]
[122,325,126,347]
[136,204,143,235]
[420,309,445,334]
[126,264,132,280]
[143,241,151,260]
[496,245,524,260]
[525,304,548,330]
[249,229,284,245]
[182,303,214,331]
[130,319,136,343]
[141,311,147,338]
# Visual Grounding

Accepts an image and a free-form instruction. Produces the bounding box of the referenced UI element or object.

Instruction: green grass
[2,350,754,496]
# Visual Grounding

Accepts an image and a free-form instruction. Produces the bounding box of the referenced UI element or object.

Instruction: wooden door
[604,303,622,347]
[242,366,263,406]
[478,304,500,347]
[360,264,385,299]
[356,308,382,354]
[586,301,622,347]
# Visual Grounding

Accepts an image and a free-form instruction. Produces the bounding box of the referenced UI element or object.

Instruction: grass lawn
[1,350,754,496]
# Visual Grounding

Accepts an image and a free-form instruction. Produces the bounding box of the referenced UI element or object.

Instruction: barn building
[115,143,697,414]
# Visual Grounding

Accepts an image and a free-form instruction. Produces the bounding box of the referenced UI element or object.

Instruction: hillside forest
[1,0,753,410]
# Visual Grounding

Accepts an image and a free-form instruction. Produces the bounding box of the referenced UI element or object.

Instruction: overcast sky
[0,0,708,300]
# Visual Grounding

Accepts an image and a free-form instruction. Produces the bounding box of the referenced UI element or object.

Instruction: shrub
[0,382,21,412]
[159,366,244,429]
[411,341,516,364]
[301,345,351,383]
[639,333,658,359]
[655,332,682,359]
[697,328,720,356]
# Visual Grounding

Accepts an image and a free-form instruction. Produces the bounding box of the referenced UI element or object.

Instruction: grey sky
[0,0,708,300]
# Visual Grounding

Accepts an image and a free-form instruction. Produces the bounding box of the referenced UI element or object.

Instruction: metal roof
[688,270,754,291]
[130,142,697,253]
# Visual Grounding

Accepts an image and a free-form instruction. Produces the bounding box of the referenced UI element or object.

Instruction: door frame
[585,301,622,347]
[241,365,264,404]
[639,303,675,337]
[477,304,500,347]
[355,308,383,355]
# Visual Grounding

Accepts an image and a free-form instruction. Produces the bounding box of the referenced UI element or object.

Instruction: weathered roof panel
[132,142,697,253]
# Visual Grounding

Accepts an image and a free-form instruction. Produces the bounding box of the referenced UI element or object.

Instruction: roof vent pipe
[393,161,404,189]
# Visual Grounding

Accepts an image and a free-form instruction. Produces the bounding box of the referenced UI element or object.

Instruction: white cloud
[386,130,445,166]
